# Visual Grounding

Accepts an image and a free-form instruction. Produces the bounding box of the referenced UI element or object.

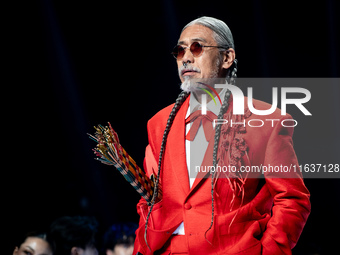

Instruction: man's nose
[181,47,194,64]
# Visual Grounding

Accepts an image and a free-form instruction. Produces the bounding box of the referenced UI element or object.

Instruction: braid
[205,59,238,243]
[144,90,190,251]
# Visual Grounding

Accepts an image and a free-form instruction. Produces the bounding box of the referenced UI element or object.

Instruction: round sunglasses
[171,41,228,60]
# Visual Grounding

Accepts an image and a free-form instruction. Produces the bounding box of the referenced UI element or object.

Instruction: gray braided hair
[144,91,190,250]
[205,59,237,243]
[182,16,235,50]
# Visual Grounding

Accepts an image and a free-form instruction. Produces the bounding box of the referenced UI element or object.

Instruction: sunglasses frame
[171,41,229,60]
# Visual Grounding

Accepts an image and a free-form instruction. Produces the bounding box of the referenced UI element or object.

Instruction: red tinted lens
[190,42,203,57]
[172,45,185,60]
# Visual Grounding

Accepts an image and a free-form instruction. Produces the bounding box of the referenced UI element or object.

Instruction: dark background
[5,0,339,254]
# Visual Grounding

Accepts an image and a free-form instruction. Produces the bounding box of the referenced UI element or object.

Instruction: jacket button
[184,203,192,210]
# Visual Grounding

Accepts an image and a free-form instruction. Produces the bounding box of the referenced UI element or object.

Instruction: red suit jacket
[133,95,311,255]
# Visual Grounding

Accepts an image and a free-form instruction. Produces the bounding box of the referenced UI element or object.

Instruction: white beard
[180,76,193,92]
[179,58,222,92]
[180,70,221,92]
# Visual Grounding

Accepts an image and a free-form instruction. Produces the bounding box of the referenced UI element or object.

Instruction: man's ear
[106,249,115,255]
[71,247,82,255]
[221,48,236,70]
[13,246,19,255]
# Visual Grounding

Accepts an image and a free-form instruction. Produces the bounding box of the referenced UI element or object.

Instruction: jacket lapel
[165,93,218,197]
[166,95,191,195]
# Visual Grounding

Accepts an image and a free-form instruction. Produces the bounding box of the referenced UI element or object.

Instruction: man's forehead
[178,24,215,45]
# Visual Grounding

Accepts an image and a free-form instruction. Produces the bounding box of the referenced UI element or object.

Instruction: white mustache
[178,64,201,76]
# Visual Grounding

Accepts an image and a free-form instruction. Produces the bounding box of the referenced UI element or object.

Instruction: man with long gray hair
[133,16,310,255]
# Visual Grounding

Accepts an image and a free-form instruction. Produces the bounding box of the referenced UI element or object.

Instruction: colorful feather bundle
[88,122,161,204]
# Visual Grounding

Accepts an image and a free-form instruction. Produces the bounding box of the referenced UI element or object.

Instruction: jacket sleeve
[133,145,158,255]
[261,116,311,255]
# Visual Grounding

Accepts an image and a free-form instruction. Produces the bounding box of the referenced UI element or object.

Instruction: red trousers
[156,235,188,255]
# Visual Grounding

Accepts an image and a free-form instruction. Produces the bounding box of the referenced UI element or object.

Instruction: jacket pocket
[140,200,163,229]
[215,210,269,254]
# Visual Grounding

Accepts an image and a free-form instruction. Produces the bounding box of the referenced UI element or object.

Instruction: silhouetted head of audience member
[102,222,138,255]
[49,215,99,255]
[13,231,54,255]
